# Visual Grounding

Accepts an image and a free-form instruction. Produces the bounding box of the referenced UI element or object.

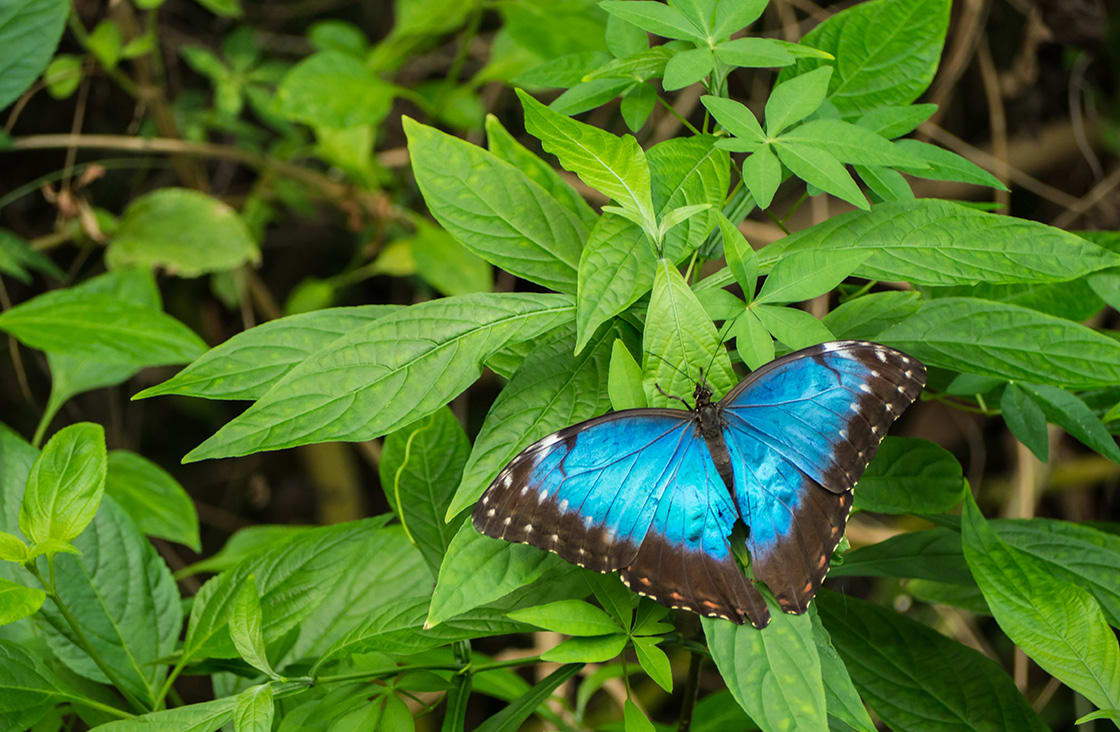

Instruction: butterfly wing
[720,340,925,615]
[472,410,770,626]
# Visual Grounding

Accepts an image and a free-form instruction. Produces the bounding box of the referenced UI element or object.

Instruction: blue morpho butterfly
[472,340,925,628]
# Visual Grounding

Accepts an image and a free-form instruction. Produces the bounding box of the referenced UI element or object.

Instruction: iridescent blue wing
[720,340,925,615]
[472,410,770,626]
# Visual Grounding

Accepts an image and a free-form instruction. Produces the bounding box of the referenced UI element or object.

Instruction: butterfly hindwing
[472,410,770,626]
[720,341,926,613]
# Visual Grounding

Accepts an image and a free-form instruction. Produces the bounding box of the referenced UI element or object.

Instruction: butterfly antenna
[701,320,736,387]
[655,382,693,410]
[645,350,694,383]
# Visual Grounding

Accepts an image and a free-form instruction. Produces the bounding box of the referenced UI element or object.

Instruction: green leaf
[650,135,729,262]
[274,51,393,128]
[605,13,649,58]
[234,685,274,732]
[822,291,921,340]
[379,406,470,573]
[624,699,656,732]
[731,309,773,371]
[427,522,573,627]
[810,610,875,732]
[105,449,200,551]
[765,66,833,136]
[643,259,736,404]
[620,82,656,131]
[552,78,633,115]
[609,339,647,410]
[741,145,782,209]
[107,188,260,276]
[598,1,703,43]
[0,0,68,110]
[176,525,313,578]
[185,293,572,461]
[95,697,238,732]
[0,638,85,731]
[405,117,585,293]
[587,571,634,629]
[448,325,611,518]
[696,287,745,321]
[780,0,951,117]
[0,532,28,562]
[485,114,598,226]
[0,577,44,626]
[700,96,765,147]
[878,297,1120,389]
[229,575,278,679]
[755,250,870,305]
[855,104,937,138]
[856,164,915,202]
[474,664,582,732]
[719,213,758,300]
[35,497,180,708]
[1000,383,1049,462]
[0,229,63,283]
[702,606,827,730]
[762,200,1118,286]
[772,139,869,210]
[43,53,81,99]
[907,579,991,616]
[136,306,399,401]
[308,20,368,57]
[20,423,106,546]
[575,215,655,353]
[410,219,493,296]
[854,437,964,514]
[508,599,621,636]
[632,636,672,692]
[779,119,927,168]
[893,140,1007,190]
[714,37,795,68]
[961,495,1120,716]
[752,304,834,350]
[1017,383,1120,464]
[541,633,628,663]
[928,279,1105,323]
[817,589,1047,731]
[712,0,768,38]
[663,47,714,90]
[518,89,655,231]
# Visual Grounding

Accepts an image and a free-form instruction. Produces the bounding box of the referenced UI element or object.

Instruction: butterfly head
[692,380,714,409]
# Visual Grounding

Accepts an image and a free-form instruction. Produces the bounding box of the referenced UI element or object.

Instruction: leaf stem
[655,93,701,136]
[677,651,703,732]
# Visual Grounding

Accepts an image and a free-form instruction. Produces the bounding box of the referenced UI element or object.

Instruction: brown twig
[975,37,1010,211]
[924,0,988,130]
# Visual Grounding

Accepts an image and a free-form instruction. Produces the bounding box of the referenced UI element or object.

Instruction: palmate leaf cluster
[0,0,1118,730]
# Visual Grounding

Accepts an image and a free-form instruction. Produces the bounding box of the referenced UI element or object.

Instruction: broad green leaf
[20,423,106,546]
[907,579,991,616]
[855,104,937,138]
[274,51,393,128]
[605,12,649,58]
[780,0,951,117]
[379,406,470,573]
[700,96,766,147]
[854,437,964,514]
[0,578,44,626]
[176,525,314,578]
[719,213,758,300]
[95,697,238,732]
[449,326,612,518]
[782,122,928,173]
[307,19,368,57]
[405,117,585,293]
[575,214,655,353]
[810,610,875,732]
[0,0,68,110]
[697,287,745,321]
[714,37,795,68]
[0,532,27,562]
[0,229,62,283]
[107,188,259,276]
[183,517,395,662]
[229,575,278,679]
[878,297,1120,389]
[234,685,274,732]
[598,1,703,42]
[185,293,573,461]
[1018,383,1120,464]
[587,572,634,629]
[712,0,768,38]
[541,633,628,663]
[817,590,1047,731]
[632,636,672,692]
[485,114,597,226]
[894,140,1007,190]
[35,497,180,708]
[137,306,398,401]
[702,606,827,731]
[1088,270,1120,312]
[752,304,834,350]
[663,47,714,90]
[609,339,647,410]
[0,287,206,366]
[643,260,736,404]
[44,355,137,437]
[762,199,1119,286]
[106,450,200,551]
[624,699,656,732]
[581,46,673,84]
[856,164,914,202]
[765,66,833,136]
[410,219,493,296]
[0,638,82,731]
[822,291,921,340]
[755,250,870,305]
[830,528,972,584]
[552,77,633,115]
[772,140,868,210]
[961,496,1120,716]
[1000,383,1049,462]
[620,82,656,131]
[474,664,583,732]
[732,309,773,371]
[508,599,621,636]
[741,145,782,209]
[649,135,729,263]
[519,89,655,230]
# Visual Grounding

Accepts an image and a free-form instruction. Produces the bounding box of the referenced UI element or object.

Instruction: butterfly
[472,340,925,628]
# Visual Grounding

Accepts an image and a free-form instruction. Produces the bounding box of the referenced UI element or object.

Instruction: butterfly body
[472,340,925,627]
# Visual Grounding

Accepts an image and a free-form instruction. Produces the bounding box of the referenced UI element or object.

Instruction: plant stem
[154,658,187,710]
[677,651,702,732]
[655,94,701,136]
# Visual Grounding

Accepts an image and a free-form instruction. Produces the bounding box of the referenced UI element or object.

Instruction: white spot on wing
[486,508,496,517]
[539,489,548,502]
[524,524,533,533]
[559,499,569,511]
[858,383,872,394]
